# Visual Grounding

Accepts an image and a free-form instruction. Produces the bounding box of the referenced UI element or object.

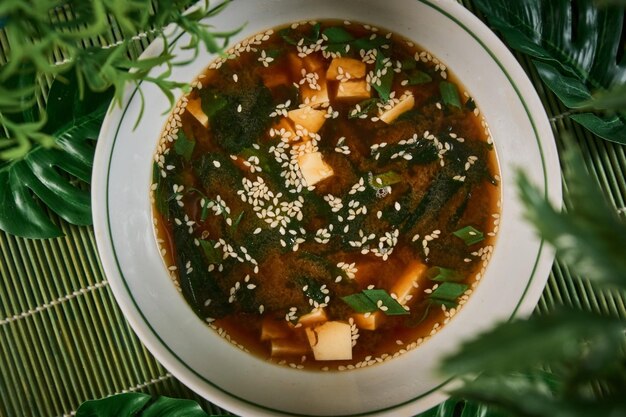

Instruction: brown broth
[151,20,500,371]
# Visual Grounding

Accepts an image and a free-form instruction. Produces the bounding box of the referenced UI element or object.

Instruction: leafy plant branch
[0,0,238,238]
[0,0,238,162]
[474,0,626,145]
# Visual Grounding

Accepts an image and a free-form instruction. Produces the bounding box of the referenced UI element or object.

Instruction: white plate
[92,1,561,415]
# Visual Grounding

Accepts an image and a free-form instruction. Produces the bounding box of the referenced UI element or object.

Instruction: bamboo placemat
[1,2,625,416]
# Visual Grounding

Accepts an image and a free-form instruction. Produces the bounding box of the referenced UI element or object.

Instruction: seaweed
[170,198,231,319]
[402,173,464,232]
[376,139,438,166]
[209,84,274,154]
[193,152,241,190]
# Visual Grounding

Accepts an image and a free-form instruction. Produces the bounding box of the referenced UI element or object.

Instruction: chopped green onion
[200,201,209,221]
[341,293,377,313]
[369,171,402,189]
[322,26,354,43]
[342,289,409,316]
[231,211,244,230]
[426,266,464,282]
[200,240,222,264]
[372,51,394,101]
[199,90,228,119]
[362,289,410,316]
[353,36,390,51]
[453,225,485,246]
[401,59,417,71]
[407,70,432,85]
[173,130,195,161]
[429,282,468,303]
[439,81,462,109]
[279,23,321,45]
[349,98,379,119]
[325,43,350,54]
[429,298,458,309]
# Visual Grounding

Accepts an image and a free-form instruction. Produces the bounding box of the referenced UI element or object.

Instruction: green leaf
[450,372,626,417]
[442,310,625,376]
[581,83,626,112]
[44,70,114,134]
[76,393,215,417]
[439,81,461,109]
[416,398,459,417]
[473,0,626,143]
[518,148,626,287]
[76,393,149,417]
[533,60,591,108]
[0,76,113,238]
[174,130,195,161]
[417,397,508,417]
[569,113,626,145]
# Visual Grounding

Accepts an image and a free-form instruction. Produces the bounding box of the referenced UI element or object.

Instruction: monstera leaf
[0,73,113,238]
[418,397,507,417]
[474,0,626,144]
[75,393,225,417]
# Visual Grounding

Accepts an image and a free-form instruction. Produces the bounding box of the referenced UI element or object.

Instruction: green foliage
[438,147,626,417]
[75,392,223,417]
[0,0,238,162]
[0,73,113,238]
[473,0,626,144]
[518,150,626,288]
[419,397,508,417]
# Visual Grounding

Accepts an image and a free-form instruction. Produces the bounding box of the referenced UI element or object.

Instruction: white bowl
[92,0,561,415]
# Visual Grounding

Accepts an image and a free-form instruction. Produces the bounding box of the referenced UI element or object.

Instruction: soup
[151,20,500,371]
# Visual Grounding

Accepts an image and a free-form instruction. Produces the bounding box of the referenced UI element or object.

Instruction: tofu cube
[351,312,385,331]
[261,317,292,341]
[391,260,427,305]
[305,321,353,360]
[300,78,330,107]
[270,339,310,357]
[303,54,325,73]
[297,152,334,186]
[185,98,208,127]
[288,53,325,79]
[326,58,367,80]
[298,308,328,327]
[336,80,371,100]
[288,106,327,133]
[270,118,298,142]
[379,93,415,124]
[261,70,290,88]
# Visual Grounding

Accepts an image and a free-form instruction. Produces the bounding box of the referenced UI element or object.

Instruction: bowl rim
[92,0,562,415]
